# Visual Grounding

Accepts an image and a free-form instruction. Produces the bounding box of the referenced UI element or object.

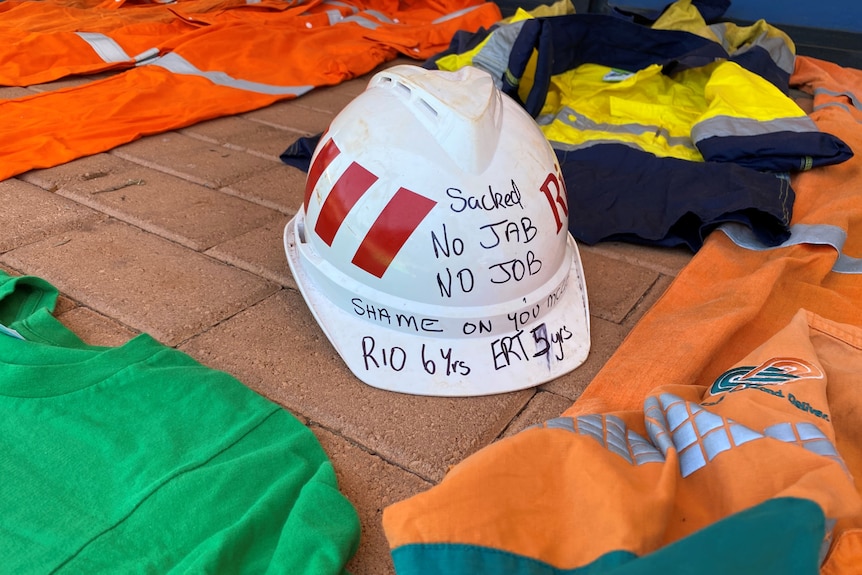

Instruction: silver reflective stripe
[542,414,665,466]
[476,20,526,89]
[753,34,796,75]
[604,415,629,457]
[543,416,575,432]
[627,430,664,465]
[432,4,481,24]
[813,101,862,122]
[133,47,160,65]
[341,13,380,30]
[764,422,846,472]
[719,221,862,274]
[546,392,847,479]
[644,395,674,455]
[539,106,697,151]
[657,394,762,477]
[576,414,635,463]
[432,18,524,90]
[149,52,313,96]
[814,87,862,110]
[75,32,132,64]
[361,9,393,23]
[325,9,343,24]
[691,114,818,144]
[547,138,644,153]
[707,23,795,75]
[322,0,358,13]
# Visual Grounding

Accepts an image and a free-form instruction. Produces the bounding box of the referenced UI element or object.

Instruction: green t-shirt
[0,272,359,574]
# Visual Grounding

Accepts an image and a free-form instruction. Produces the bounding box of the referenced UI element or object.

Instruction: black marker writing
[478,217,538,249]
[489,251,542,284]
[447,180,524,213]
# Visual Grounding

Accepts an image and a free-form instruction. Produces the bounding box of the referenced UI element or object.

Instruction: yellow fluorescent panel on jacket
[537,59,814,162]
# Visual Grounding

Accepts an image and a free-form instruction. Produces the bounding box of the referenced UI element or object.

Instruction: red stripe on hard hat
[304,137,340,210]
[314,161,378,246]
[352,188,437,278]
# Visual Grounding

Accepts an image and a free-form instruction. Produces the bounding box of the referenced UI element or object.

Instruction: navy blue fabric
[279,134,320,172]
[699,132,854,171]
[494,15,729,115]
[507,14,797,116]
[691,0,732,23]
[608,0,732,25]
[281,2,853,252]
[558,144,794,250]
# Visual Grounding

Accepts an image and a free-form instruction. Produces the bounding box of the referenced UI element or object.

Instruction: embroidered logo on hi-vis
[708,358,824,396]
[305,138,437,278]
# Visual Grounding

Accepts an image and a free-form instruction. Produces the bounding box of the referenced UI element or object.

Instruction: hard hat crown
[285,65,590,396]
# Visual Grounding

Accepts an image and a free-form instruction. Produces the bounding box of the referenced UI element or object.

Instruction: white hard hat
[284,64,590,396]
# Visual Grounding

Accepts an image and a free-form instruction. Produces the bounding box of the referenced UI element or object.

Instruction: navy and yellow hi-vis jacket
[425,0,853,250]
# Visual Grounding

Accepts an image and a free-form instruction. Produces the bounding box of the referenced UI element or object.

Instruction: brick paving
[0,58,693,574]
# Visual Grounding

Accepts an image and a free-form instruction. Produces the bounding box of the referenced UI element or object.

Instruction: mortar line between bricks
[3,236,277,351]
[172,285,292,350]
[109,147,283,189]
[240,114,318,135]
[92,149,297,215]
[579,243,688,277]
[0,208,110,257]
[177,129,287,164]
[494,388,579,440]
[494,389,538,440]
[215,184,297,216]
[53,189,214,252]
[56,301,142,338]
[23,178,297,295]
[112,141,299,213]
[44,212,282,297]
[306,420,438,486]
[108,150,214,188]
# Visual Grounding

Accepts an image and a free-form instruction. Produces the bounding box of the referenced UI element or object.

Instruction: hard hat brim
[284,214,591,397]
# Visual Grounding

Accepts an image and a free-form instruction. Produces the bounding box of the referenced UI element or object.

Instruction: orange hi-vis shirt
[0,0,304,85]
[383,55,862,574]
[383,309,862,573]
[0,0,501,180]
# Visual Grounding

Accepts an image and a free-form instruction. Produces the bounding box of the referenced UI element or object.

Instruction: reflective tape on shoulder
[432,4,483,24]
[75,32,132,64]
[148,52,313,96]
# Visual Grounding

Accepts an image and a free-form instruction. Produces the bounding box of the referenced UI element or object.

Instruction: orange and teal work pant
[382,55,862,574]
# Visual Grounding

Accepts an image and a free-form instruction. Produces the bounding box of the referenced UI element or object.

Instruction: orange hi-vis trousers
[0,0,501,180]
